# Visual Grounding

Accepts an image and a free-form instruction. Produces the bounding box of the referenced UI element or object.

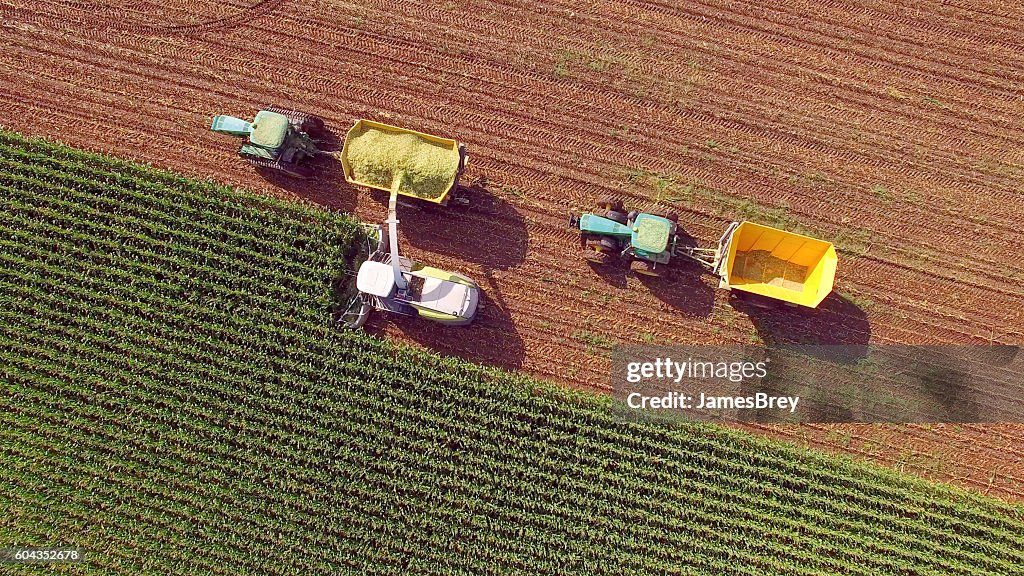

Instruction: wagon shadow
[390,181,528,271]
[730,293,872,422]
[365,271,525,369]
[730,292,871,361]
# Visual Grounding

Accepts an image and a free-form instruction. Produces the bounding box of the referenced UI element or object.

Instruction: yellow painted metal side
[340,119,460,204]
[723,221,837,308]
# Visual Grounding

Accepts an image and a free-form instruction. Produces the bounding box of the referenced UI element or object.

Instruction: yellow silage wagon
[677,221,837,308]
[711,221,837,307]
[340,119,469,206]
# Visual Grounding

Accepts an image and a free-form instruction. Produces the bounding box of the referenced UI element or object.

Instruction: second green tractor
[569,197,680,277]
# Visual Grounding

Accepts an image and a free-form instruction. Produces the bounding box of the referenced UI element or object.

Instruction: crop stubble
[0,0,1022,499]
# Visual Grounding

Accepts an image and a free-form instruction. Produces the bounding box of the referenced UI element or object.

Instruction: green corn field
[0,129,1022,575]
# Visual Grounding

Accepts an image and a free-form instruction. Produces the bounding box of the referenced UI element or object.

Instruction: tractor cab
[247,111,290,151]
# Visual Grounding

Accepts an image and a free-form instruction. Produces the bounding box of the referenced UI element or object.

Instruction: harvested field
[1,0,1022,499]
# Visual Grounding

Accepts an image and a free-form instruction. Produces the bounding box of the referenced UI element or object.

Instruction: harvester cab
[569,197,679,277]
[210,106,325,178]
[339,190,481,329]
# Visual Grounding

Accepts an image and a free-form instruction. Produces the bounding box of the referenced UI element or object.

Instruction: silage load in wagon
[344,123,460,200]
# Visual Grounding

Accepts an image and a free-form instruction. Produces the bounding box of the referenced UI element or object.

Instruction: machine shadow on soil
[384,180,529,272]
[584,226,716,317]
[366,274,526,369]
[635,229,716,318]
[253,145,358,213]
[731,292,872,360]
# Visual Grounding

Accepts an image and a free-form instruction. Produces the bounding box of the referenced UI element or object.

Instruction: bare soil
[1,0,1022,500]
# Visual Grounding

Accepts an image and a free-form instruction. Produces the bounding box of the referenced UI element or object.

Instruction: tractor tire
[599,209,629,225]
[630,258,662,277]
[584,237,618,264]
[596,196,624,213]
[246,156,314,179]
[265,105,326,138]
[627,210,640,223]
[599,236,620,251]
[651,210,679,223]
[584,248,611,265]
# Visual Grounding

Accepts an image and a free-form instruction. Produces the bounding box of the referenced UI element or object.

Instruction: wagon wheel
[732,290,779,310]
[596,196,624,213]
[630,258,661,277]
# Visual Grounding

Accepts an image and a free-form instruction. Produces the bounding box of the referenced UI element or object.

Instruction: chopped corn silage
[345,125,459,199]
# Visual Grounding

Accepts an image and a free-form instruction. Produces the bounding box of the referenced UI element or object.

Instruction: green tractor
[210,106,325,178]
[569,197,680,277]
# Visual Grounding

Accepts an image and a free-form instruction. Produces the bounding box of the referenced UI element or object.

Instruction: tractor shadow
[635,260,716,319]
[637,228,715,318]
[386,180,528,271]
[253,127,357,212]
[365,271,525,369]
[586,258,629,289]
[586,227,715,317]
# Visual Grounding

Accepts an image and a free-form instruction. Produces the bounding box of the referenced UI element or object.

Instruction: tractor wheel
[630,258,662,277]
[584,247,611,265]
[599,236,619,251]
[265,105,326,138]
[599,209,628,225]
[584,237,616,264]
[627,210,639,224]
[596,196,624,213]
[651,210,679,223]
[246,156,314,179]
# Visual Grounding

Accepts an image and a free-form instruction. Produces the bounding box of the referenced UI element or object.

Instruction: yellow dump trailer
[340,119,468,205]
[716,221,838,308]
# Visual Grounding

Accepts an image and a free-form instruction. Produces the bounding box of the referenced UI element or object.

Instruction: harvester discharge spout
[386,189,407,291]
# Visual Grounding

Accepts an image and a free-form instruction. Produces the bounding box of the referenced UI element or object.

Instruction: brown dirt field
[1,0,1022,500]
